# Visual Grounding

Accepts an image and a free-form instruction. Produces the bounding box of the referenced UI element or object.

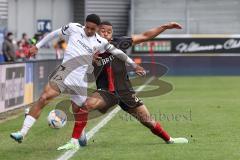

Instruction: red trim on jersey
[105,65,115,92]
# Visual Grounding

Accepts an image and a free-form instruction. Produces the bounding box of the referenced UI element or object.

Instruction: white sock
[20,115,36,136]
[71,138,79,145]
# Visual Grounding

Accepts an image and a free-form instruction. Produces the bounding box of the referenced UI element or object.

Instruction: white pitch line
[56,76,154,160]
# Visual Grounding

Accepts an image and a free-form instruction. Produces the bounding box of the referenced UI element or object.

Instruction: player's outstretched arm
[131,22,182,45]
[28,29,63,57]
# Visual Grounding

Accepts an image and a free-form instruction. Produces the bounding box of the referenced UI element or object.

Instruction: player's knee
[83,98,98,111]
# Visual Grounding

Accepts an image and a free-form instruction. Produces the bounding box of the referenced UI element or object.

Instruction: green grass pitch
[0,76,239,160]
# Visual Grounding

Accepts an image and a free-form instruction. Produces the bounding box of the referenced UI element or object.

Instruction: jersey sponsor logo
[77,40,94,54]
[96,55,115,66]
[101,55,115,65]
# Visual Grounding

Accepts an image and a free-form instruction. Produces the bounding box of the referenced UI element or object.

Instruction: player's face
[98,25,113,41]
[84,22,99,37]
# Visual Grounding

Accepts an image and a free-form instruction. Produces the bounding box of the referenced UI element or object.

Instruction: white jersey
[61,23,111,66]
[36,22,136,72]
[35,22,136,106]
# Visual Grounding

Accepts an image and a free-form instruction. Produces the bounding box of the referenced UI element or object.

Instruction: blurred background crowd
[1,32,66,62]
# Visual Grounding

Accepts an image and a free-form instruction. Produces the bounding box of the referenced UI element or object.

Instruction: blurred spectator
[2,32,16,62]
[0,31,5,63]
[19,33,30,48]
[31,33,42,44]
[54,38,66,59]
[27,33,43,59]
[16,33,30,60]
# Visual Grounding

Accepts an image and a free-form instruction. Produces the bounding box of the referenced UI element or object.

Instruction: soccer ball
[47,109,67,129]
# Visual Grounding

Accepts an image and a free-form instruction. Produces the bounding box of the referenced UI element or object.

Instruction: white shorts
[64,66,88,106]
[49,65,89,107]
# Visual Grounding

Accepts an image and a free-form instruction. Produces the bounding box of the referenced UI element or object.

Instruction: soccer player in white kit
[10,14,146,144]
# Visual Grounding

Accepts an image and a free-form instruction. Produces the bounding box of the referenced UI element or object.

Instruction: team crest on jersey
[63,25,69,31]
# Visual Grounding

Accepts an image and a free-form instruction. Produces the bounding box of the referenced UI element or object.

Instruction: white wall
[132,0,240,34]
[8,0,73,39]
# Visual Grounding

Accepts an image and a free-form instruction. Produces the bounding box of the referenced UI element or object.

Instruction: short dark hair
[22,33,27,38]
[100,21,112,26]
[86,14,101,25]
[7,32,13,37]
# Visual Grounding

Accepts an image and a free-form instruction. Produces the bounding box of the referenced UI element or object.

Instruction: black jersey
[93,36,134,93]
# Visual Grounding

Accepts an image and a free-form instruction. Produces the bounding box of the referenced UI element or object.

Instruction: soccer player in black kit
[58,21,188,150]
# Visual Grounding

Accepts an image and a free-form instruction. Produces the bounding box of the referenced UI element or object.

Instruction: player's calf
[150,121,189,144]
[10,85,60,143]
[127,106,188,144]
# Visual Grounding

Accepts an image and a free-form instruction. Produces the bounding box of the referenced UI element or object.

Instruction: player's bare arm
[131,22,182,45]
[28,29,63,57]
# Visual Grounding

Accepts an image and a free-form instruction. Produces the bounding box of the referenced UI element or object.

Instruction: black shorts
[96,89,143,111]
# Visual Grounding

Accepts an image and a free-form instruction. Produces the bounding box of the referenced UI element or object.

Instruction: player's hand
[135,65,146,76]
[165,22,182,29]
[93,52,102,64]
[27,46,38,58]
